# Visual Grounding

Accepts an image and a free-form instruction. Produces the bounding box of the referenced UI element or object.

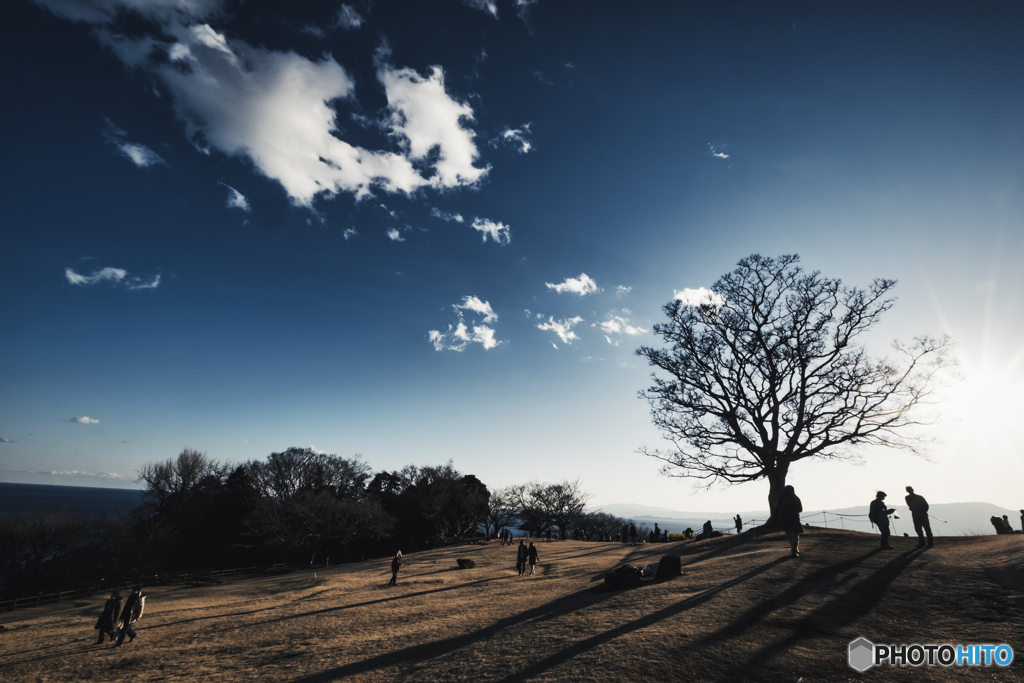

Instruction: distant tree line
[0,447,622,601]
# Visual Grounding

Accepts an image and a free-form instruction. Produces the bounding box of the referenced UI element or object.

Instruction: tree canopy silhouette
[636,254,954,519]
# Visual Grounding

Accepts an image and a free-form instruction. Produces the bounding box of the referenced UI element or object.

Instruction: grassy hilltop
[1,530,1021,682]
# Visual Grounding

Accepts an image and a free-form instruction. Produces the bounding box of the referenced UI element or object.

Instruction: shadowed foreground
[1,530,1021,682]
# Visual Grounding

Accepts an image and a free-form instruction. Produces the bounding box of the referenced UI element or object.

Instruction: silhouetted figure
[654,523,660,542]
[776,485,803,557]
[1002,515,1014,534]
[95,591,122,644]
[115,586,145,646]
[629,523,637,546]
[516,540,528,575]
[389,550,402,586]
[734,514,743,534]
[684,527,694,539]
[991,516,1006,534]
[622,525,628,543]
[527,542,540,575]
[1020,510,1024,533]
[904,486,933,548]
[869,491,896,549]
[701,520,713,540]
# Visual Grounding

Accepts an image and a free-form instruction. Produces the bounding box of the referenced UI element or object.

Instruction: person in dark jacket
[904,486,933,547]
[869,491,896,549]
[776,485,803,557]
[115,586,145,646]
[516,540,528,576]
[527,542,540,576]
[389,550,402,586]
[95,591,122,644]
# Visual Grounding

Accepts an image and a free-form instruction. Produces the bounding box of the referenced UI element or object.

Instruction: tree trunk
[758,462,790,532]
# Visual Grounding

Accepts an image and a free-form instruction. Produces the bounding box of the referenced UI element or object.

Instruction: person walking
[389,550,402,586]
[516,540,528,576]
[869,491,896,550]
[776,485,803,557]
[904,486,933,547]
[527,542,540,576]
[734,514,743,534]
[114,586,145,646]
[95,590,122,645]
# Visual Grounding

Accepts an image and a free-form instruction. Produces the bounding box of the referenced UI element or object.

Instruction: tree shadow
[735,547,926,671]
[0,640,112,665]
[287,587,609,683]
[496,556,789,682]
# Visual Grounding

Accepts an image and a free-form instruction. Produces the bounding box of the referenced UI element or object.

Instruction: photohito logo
[848,637,1014,671]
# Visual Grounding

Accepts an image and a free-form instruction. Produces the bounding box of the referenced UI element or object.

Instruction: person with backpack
[516,540,528,576]
[94,590,122,644]
[115,586,145,646]
[904,486,933,547]
[776,485,803,557]
[869,491,896,550]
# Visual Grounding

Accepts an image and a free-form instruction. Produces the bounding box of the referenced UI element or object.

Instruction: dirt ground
[1,529,1022,682]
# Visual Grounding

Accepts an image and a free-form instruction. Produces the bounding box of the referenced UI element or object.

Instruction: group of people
[776,484,940,558]
[515,540,540,576]
[94,586,145,646]
[990,513,1023,535]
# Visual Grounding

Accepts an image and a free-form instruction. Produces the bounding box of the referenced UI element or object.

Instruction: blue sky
[2,0,1023,514]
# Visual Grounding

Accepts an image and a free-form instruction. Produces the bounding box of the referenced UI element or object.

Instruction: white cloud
[32,0,222,25]
[378,60,489,190]
[387,228,404,242]
[594,315,647,345]
[334,4,364,30]
[48,469,129,480]
[65,266,161,290]
[70,416,100,424]
[463,0,498,18]
[455,295,497,323]
[490,124,533,154]
[615,285,632,297]
[343,227,358,240]
[537,316,583,344]
[429,295,502,351]
[308,445,327,455]
[708,143,729,159]
[470,217,511,244]
[430,207,465,223]
[674,287,725,307]
[546,273,598,296]
[219,182,250,212]
[103,118,165,167]
[1,438,18,443]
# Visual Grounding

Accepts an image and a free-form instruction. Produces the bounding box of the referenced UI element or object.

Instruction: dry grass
[1,530,1022,682]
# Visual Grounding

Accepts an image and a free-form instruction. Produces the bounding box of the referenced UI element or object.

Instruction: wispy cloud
[386,228,405,242]
[0,438,18,443]
[430,207,465,223]
[219,182,250,212]
[708,143,729,160]
[594,314,647,344]
[65,266,161,290]
[335,4,364,30]
[471,217,511,245]
[463,0,498,18]
[343,227,359,240]
[546,273,598,296]
[615,285,632,298]
[674,287,725,307]
[538,316,583,345]
[429,295,503,351]
[489,123,533,154]
[533,70,553,85]
[48,469,130,480]
[103,118,165,168]
[70,416,100,424]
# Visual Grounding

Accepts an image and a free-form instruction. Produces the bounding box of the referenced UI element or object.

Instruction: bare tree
[137,448,227,515]
[484,486,519,539]
[636,254,954,521]
[513,481,591,539]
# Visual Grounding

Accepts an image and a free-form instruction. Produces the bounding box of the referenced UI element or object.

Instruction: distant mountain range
[594,502,1022,537]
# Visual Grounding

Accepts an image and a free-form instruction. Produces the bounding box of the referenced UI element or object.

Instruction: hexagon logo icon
[849,637,875,672]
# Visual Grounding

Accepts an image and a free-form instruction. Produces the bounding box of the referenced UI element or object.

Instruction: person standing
[389,551,402,586]
[904,486,933,547]
[1002,515,1015,534]
[95,590,122,645]
[629,523,637,546]
[734,514,743,534]
[114,586,145,646]
[527,542,540,576]
[516,540,528,576]
[1020,510,1024,533]
[869,491,896,550]
[776,485,803,557]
